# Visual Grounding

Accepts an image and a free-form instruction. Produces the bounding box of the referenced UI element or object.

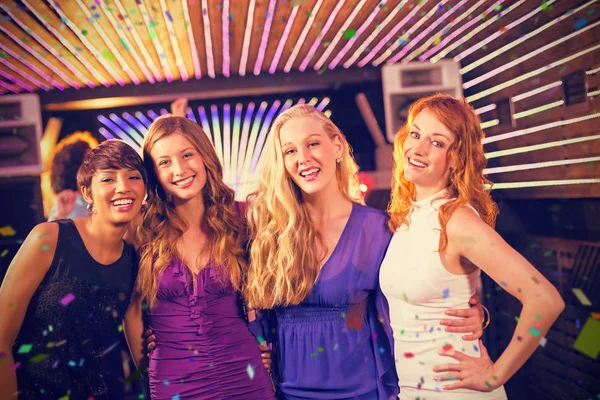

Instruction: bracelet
[482,304,491,330]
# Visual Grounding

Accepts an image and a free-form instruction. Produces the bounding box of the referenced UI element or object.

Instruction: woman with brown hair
[134,115,273,399]
[0,140,147,399]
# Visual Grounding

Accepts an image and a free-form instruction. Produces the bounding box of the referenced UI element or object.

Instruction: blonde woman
[134,116,274,399]
[244,105,484,400]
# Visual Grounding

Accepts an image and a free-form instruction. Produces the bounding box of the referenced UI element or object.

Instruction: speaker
[382,60,463,143]
[0,94,43,177]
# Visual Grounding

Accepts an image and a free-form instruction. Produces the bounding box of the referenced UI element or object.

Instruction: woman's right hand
[143,328,156,356]
[259,342,272,373]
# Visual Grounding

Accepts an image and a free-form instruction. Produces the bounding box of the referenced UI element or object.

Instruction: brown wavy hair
[387,94,498,251]
[243,105,363,309]
[136,115,247,308]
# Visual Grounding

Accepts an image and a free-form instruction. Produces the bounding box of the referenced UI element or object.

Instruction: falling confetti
[539,336,547,347]
[343,29,356,39]
[574,18,589,30]
[403,352,414,358]
[59,293,75,306]
[528,327,541,337]
[573,317,600,359]
[246,363,256,379]
[17,344,33,354]
[572,288,592,306]
[0,226,16,237]
[442,288,449,299]
[29,353,49,363]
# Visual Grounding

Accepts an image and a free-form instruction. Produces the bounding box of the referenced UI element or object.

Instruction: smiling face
[403,108,456,197]
[83,168,145,224]
[149,132,207,205]
[279,116,343,198]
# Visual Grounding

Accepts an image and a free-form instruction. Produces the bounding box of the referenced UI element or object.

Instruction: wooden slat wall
[459,0,600,198]
[484,235,600,400]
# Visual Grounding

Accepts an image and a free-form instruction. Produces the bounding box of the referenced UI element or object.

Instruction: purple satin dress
[271,203,399,400]
[147,257,274,399]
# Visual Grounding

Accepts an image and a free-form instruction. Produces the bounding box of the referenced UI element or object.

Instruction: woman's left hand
[440,294,484,340]
[432,340,501,391]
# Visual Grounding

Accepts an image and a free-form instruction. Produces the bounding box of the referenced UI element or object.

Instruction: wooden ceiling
[0,0,547,94]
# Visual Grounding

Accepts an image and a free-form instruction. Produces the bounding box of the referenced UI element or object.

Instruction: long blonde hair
[388,94,498,251]
[136,115,247,308]
[243,105,362,309]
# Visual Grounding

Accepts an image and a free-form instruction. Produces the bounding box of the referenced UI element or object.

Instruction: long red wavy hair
[387,93,498,251]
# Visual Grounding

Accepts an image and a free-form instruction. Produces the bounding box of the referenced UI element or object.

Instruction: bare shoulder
[20,222,60,266]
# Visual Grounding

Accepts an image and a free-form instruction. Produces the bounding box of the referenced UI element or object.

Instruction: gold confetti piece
[573,317,600,359]
[0,226,16,237]
[572,288,592,306]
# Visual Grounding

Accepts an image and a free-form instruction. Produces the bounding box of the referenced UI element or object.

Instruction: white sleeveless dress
[380,190,507,399]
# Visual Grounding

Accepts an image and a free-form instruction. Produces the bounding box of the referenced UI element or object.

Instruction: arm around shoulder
[0,222,59,398]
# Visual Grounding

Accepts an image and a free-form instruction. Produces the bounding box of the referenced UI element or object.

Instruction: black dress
[14,219,138,399]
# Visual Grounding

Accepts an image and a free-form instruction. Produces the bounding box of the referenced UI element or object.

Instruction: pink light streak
[0,29,78,89]
[314,0,368,71]
[0,68,34,92]
[343,0,408,69]
[201,0,216,78]
[222,0,230,77]
[375,0,449,66]
[284,0,324,73]
[357,0,427,68]
[253,0,277,75]
[180,0,201,79]
[239,0,256,76]
[423,0,522,63]
[328,0,387,70]
[0,57,50,90]
[299,0,346,72]
[21,0,117,87]
[157,0,187,81]
[386,0,468,65]
[269,4,300,74]
[113,0,163,82]
[0,7,95,88]
[0,41,63,90]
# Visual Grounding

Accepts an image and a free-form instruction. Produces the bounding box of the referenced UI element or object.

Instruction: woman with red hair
[380,94,564,399]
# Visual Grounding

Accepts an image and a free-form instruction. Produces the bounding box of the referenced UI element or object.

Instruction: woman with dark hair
[48,132,98,221]
[0,140,148,399]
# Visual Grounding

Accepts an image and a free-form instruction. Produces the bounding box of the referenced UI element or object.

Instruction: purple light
[135,111,153,128]
[198,106,212,138]
[147,110,161,121]
[237,102,256,177]
[269,4,300,74]
[210,104,224,163]
[122,112,148,135]
[253,0,277,75]
[223,104,232,183]
[0,80,19,93]
[299,0,346,72]
[109,113,143,146]
[97,115,139,150]
[250,100,281,172]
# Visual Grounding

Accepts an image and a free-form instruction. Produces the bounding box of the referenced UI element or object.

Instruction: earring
[86,202,97,215]
[336,157,342,164]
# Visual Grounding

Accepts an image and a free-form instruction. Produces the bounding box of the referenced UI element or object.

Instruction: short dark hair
[77,140,147,193]
[50,140,91,193]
